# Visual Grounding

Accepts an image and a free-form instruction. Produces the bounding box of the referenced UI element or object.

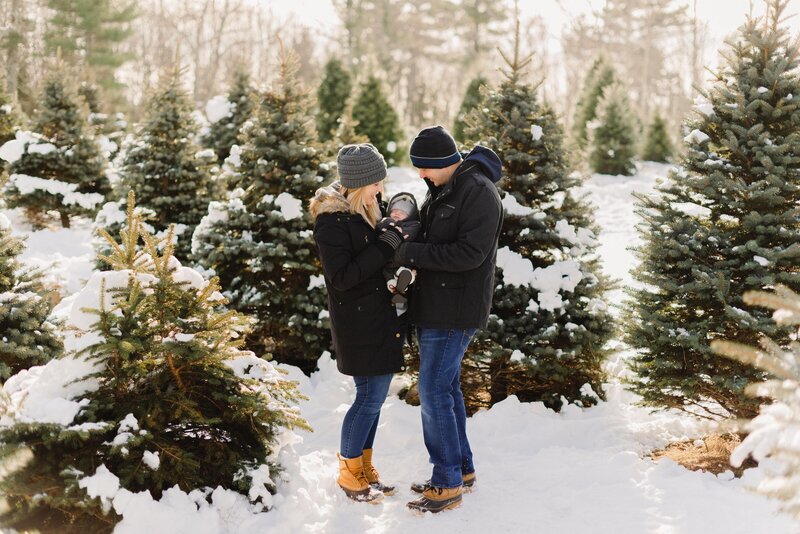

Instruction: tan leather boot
[407,485,463,513]
[337,453,384,503]
[362,448,396,496]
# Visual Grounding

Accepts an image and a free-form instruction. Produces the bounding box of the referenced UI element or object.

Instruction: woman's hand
[376,217,411,251]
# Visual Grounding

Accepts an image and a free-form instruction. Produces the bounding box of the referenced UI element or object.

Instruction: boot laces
[365,464,380,482]
[426,486,445,497]
[356,469,370,486]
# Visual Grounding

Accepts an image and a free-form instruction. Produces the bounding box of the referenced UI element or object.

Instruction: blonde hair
[342,184,382,228]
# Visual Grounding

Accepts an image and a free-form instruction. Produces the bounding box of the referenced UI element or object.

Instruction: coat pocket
[414,272,464,324]
[335,290,393,345]
[428,204,458,243]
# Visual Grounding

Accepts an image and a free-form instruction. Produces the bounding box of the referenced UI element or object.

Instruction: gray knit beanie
[337,143,387,189]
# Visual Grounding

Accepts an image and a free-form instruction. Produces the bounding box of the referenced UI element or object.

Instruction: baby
[382,192,420,314]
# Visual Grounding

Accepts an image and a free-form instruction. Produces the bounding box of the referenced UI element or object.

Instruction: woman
[309,143,410,503]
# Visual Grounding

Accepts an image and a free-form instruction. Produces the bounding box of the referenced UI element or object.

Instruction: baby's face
[390,208,409,221]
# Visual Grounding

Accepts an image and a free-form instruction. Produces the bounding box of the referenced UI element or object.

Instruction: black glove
[376,216,396,232]
[375,217,409,257]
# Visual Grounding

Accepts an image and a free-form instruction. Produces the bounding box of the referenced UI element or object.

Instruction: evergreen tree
[712,285,800,519]
[333,99,369,146]
[192,52,331,374]
[45,0,137,96]
[118,70,216,261]
[624,0,800,419]
[78,82,126,161]
[77,81,101,114]
[0,213,62,382]
[464,23,615,411]
[0,85,21,189]
[316,58,352,142]
[641,112,674,163]
[352,75,403,166]
[0,85,21,145]
[571,57,615,150]
[588,82,637,175]
[91,198,157,269]
[3,75,110,228]
[202,71,256,162]
[456,0,508,58]
[0,195,308,533]
[453,75,487,143]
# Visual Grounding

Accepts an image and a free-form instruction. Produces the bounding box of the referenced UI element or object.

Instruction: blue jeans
[417,327,477,488]
[340,373,393,458]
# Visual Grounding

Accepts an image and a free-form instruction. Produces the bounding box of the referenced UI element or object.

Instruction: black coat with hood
[396,145,503,329]
[310,182,404,376]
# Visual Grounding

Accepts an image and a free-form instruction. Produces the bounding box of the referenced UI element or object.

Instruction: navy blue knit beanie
[409,126,461,168]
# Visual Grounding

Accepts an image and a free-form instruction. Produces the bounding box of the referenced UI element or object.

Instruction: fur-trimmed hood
[309,181,351,221]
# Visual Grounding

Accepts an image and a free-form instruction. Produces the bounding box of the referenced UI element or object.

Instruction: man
[396,125,503,513]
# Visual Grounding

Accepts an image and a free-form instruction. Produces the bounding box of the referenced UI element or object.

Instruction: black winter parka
[311,184,404,376]
[397,145,503,329]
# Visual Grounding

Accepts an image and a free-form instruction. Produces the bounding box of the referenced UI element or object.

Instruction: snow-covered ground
[1,162,797,533]
[576,161,676,305]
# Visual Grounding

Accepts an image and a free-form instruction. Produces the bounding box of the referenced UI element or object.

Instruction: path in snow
[577,161,675,307]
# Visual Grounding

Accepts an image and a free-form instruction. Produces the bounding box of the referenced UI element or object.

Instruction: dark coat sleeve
[314,216,390,292]
[397,182,501,273]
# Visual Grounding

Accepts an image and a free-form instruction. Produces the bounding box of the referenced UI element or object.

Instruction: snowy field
[2,162,797,533]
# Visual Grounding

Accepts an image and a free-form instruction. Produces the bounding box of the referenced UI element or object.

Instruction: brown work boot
[337,453,384,503]
[362,448,397,496]
[407,485,463,514]
[410,472,476,494]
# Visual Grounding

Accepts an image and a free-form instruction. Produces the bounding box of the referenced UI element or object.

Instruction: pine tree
[571,57,615,150]
[0,194,308,533]
[712,285,800,520]
[453,75,487,143]
[588,82,638,175]
[464,23,615,411]
[624,0,800,419]
[118,70,216,261]
[456,0,509,59]
[77,81,101,114]
[202,71,256,162]
[3,75,110,228]
[78,82,127,162]
[45,0,137,96]
[316,58,352,142]
[641,113,674,162]
[0,213,62,382]
[352,75,403,166]
[0,85,20,146]
[333,99,369,146]
[192,52,331,374]
[91,198,157,269]
[0,85,21,189]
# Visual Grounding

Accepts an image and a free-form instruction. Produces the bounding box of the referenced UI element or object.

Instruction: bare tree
[118,0,290,112]
[1,0,50,111]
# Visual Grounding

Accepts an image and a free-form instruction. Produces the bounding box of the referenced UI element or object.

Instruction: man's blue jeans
[340,373,393,458]
[417,327,477,488]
